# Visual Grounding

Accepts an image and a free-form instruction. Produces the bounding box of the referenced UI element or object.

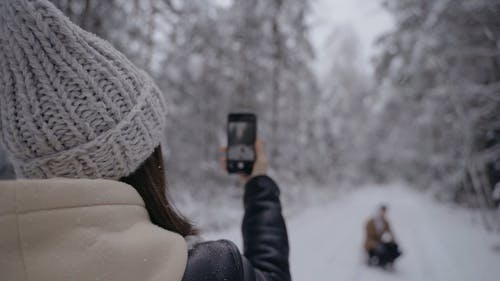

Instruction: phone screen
[227,113,256,174]
[228,121,256,161]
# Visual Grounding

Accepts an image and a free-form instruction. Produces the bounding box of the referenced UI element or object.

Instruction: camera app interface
[228,122,255,161]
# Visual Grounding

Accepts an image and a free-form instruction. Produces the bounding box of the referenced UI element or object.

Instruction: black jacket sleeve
[182,175,291,281]
[241,175,291,281]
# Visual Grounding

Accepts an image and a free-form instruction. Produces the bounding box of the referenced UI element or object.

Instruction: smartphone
[227,113,257,175]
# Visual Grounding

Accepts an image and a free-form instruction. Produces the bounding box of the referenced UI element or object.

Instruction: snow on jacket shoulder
[0,178,187,281]
[182,176,291,281]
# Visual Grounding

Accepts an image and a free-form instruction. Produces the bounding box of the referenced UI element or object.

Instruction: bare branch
[161,0,182,14]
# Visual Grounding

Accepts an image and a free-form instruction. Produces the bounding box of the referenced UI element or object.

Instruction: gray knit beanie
[0,0,168,179]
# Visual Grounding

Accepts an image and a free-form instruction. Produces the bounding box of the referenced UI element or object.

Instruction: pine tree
[375,0,500,228]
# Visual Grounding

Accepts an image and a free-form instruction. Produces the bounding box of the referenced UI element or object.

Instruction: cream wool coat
[0,178,187,281]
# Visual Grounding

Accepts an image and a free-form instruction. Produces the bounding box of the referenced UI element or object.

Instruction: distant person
[364,204,402,267]
[0,1,290,281]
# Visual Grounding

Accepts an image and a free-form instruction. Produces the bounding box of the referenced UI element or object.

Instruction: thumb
[255,138,265,157]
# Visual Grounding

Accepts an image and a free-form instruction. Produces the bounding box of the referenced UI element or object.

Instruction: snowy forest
[0,0,499,229]
[1,0,500,279]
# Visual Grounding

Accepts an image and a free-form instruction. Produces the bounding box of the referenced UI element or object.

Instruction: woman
[0,1,290,281]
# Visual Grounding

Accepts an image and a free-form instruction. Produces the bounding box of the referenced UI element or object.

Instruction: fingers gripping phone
[227,113,256,175]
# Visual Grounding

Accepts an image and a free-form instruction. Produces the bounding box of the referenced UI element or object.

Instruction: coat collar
[0,178,187,281]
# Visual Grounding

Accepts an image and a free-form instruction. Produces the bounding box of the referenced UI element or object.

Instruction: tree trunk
[270,0,283,167]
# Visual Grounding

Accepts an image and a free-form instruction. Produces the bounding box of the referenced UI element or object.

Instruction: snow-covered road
[206,185,500,281]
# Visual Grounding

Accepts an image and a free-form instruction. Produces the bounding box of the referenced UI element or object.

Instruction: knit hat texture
[0,0,168,179]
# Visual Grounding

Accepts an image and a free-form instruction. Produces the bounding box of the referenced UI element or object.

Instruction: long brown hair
[120,146,197,237]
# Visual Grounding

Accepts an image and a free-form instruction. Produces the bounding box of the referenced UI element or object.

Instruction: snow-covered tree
[374,0,500,227]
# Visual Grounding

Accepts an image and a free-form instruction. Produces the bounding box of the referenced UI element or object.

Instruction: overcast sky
[310,0,394,75]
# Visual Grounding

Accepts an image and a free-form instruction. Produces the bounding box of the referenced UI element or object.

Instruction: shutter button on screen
[238,162,244,169]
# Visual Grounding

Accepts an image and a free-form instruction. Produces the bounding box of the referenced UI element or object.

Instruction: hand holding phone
[220,138,268,183]
[247,139,268,177]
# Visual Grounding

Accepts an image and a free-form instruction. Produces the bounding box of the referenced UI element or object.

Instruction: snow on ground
[204,184,500,281]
